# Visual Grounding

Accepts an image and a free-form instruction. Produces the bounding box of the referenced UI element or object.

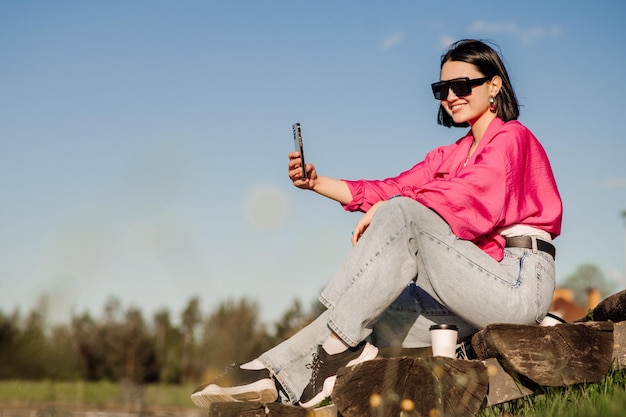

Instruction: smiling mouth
[450,103,465,112]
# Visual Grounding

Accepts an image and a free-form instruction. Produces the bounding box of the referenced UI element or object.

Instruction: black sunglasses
[431,77,491,100]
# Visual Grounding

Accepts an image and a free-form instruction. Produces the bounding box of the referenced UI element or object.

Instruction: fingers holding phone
[288,152,315,189]
[288,151,307,178]
[289,123,315,188]
[292,123,307,180]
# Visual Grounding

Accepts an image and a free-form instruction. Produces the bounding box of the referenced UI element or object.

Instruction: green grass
[1,370,626,416]
[0,380,198,410]
[478,368,626,417]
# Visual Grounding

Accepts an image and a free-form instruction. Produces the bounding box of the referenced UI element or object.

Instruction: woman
[191,39,562,409]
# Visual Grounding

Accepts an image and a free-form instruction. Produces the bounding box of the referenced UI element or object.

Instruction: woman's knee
[378,197,439,226]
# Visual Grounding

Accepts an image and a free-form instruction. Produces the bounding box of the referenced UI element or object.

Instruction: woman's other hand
[351,201,385,246]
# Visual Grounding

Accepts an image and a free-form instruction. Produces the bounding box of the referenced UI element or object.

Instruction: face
[438,60,501,128]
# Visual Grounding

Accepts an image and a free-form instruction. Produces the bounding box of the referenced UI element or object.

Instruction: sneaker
[190,364,278,408]
[298,341,378,408]
[455,339,477,360]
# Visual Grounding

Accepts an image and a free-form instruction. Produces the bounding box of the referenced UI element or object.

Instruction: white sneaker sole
[190,378,278,408]
[299,342,379,408]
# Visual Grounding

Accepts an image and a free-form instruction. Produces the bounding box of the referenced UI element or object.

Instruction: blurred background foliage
[0,294,324,386]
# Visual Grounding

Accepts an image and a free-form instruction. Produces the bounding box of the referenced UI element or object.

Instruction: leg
[191,310,332,406]
[259,310,333,403]
[192,197,424,407]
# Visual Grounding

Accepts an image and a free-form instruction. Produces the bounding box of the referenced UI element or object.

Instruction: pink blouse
[343,118,563,261]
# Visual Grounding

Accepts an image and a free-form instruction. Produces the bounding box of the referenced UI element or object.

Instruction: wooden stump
[471,322,613,386]
[311,404,337,417]
[208,402,309,417]
[576,289,626,323]
[612,320,626,370]
[482,357,535,406]
[332,356,488,417]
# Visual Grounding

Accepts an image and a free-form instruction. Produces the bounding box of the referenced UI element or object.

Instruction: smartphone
[292,122,308,179]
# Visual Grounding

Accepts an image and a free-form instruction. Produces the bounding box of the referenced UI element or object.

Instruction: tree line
[0,295,324,385]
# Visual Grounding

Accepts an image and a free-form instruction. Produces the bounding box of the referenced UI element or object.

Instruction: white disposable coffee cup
[429,324,459,358]
[540,312,567,326]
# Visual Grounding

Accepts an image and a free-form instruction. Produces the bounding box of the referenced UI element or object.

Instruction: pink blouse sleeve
[342,158,435,212]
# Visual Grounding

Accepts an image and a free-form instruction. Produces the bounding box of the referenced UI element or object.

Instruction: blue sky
[1,1,625,325]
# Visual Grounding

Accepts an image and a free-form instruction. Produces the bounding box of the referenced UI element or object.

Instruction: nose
[444,85,458,101]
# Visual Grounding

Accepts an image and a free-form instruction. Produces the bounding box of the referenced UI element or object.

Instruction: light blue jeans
[259,197,555,403]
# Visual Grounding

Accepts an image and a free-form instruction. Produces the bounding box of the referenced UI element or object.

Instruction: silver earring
[489,96,496,112]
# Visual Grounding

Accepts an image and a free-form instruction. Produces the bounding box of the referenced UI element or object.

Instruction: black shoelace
[305,352,323,389]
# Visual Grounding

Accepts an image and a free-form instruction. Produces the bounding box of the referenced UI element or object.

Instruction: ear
[490,75,503,97]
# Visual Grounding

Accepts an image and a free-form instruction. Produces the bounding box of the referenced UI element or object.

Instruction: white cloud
[467,20,562,45]
[468,21,519,35]
[593,177,626,189]
[439,36,456,50]
[378,32,404,51]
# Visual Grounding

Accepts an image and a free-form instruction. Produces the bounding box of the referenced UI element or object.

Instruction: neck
[469,112,497,143]
[466,137,478,160]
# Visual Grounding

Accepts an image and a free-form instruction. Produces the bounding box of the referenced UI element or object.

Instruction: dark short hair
[436,39,520,128]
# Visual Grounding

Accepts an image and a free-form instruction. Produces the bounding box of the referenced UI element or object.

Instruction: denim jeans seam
[261,360,298,403]
[421,231,522,288]
[535,262,542,323]
[262,338,325,403]
[531,249,554,323]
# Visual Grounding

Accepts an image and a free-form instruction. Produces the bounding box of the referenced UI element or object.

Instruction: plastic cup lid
[429,324,458,331]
